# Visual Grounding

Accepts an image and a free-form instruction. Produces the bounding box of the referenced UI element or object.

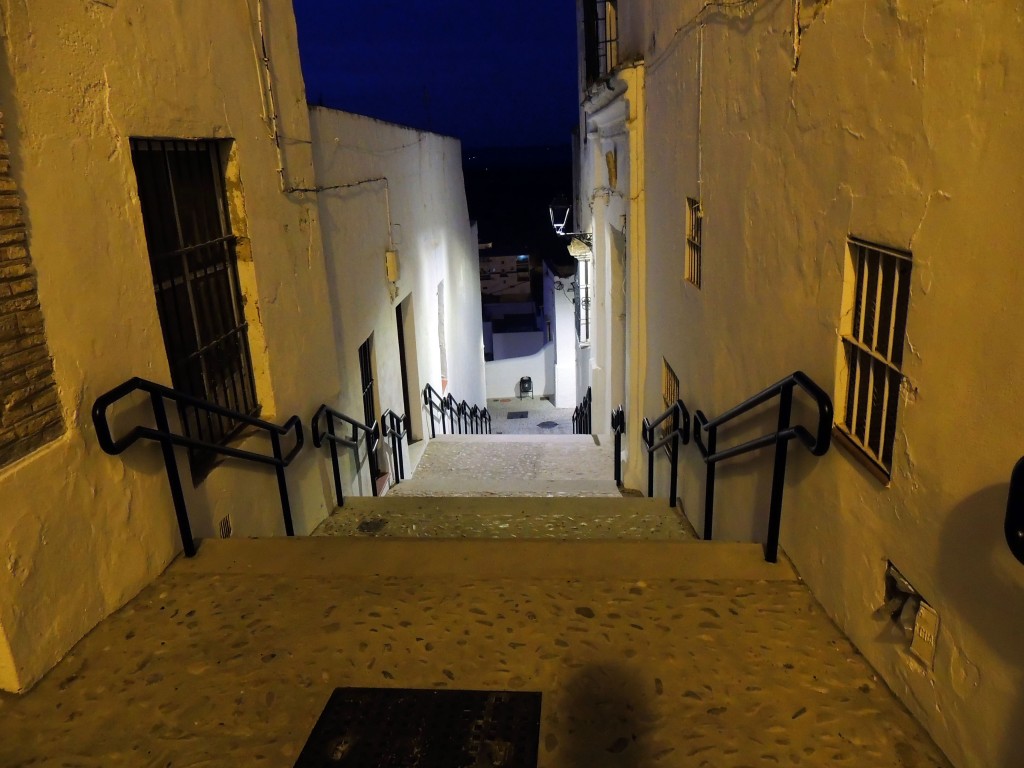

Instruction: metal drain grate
[294,687,542,767]
[506,411,528,419]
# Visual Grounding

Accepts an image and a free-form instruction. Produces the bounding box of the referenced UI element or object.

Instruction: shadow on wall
[937,482,1024,766]
[555,662,659,768]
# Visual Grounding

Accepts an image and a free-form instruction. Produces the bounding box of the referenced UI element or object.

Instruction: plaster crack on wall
[101,67,119,159]
[792,0,802,72]
[910,190,949,249]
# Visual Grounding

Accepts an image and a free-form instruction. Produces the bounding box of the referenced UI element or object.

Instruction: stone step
[180,536,797,582]
[393,433,620,498]
[425,433,603,443]
[313,495,695,540]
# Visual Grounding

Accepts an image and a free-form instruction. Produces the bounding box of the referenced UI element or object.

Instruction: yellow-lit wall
[0,0,340,691]
[624,1,1024,766]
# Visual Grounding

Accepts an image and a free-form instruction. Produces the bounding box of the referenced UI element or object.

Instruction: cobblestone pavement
[0,539,951,768]
[313,496,697,540]
[486,396,575,435]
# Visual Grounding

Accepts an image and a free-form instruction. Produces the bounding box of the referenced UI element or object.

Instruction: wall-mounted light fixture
[548,199,593,258]
[549,198,572,235]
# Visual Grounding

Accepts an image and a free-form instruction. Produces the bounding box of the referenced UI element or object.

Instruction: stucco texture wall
[0,0,339,691]
[309,108,485,496]
[636,1,1024,766]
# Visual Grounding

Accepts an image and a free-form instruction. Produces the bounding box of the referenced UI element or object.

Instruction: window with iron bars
[685,197,702,288]
[131,138,259,480]
[661,359,679,437]
[584,0,619,84]
[836,237,912,478]
[575,257,592,346]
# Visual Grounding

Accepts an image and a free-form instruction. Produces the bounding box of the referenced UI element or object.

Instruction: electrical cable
[647,0,762,74]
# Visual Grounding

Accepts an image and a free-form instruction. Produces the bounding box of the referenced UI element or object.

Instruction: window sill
[832,425,892,487]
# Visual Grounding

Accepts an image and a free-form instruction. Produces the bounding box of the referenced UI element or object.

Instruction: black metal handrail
[641,399,691,507]
[423,383,492,437]
[92,377,304,557]
[312,404,380,507]
[693,370,833,563]
[442,392,461,434]
[1008,457,1024,565]
[381,409,408,484]
[572,387,593,434]
[424,383,445,436]
[611,404,625,486]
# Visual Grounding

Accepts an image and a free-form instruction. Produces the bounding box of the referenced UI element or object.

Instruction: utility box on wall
[385,249,400,282]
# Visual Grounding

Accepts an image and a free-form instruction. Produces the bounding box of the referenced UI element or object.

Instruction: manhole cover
[357,518,387,534]
[295,687,542,767]
[537,421,558,429]
[507,411,528,419]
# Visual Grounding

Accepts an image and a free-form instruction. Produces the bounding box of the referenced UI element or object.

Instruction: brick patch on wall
[0,115,63,469]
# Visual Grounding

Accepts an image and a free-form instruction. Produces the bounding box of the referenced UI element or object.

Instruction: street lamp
[548,198,572,235]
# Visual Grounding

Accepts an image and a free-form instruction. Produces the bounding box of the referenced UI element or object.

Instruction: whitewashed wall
[485,344,554,400]
[310,109,485,494]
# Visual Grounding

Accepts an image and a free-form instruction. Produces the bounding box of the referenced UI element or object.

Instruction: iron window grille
[584,0,619,84]
[575,257,592,346]
[130,138,259,479]
[837,237,912,477]
[661,358,679,437]
[685,197,702,288]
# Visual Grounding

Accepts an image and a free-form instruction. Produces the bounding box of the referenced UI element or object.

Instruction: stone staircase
[0,431,953,767]
[312,432,696,541]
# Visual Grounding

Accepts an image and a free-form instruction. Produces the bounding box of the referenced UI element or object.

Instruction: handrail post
[704,425,717,540]
[765,384,794,563]
[647,424,655,498]
[389,420,401,484]
[326,412,344,506]
[426,391,436,439]
[613,410,622,486]
[151,392,196,557]
[669,405,680,508]
[369,425,379,498]
[270,431,295,536]
[397,425,405,479]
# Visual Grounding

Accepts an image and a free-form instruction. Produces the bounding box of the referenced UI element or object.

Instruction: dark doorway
[358,335,381,485]
[395,302,413,439]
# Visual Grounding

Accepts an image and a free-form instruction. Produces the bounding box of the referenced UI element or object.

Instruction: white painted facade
[548,268,578,408]
[574,52,647,486]
[309,108,486,488]
[577,2,1024,766]
[484,264,577,403]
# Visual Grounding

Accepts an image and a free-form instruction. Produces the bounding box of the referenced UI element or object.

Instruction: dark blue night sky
[291,0,578,149]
